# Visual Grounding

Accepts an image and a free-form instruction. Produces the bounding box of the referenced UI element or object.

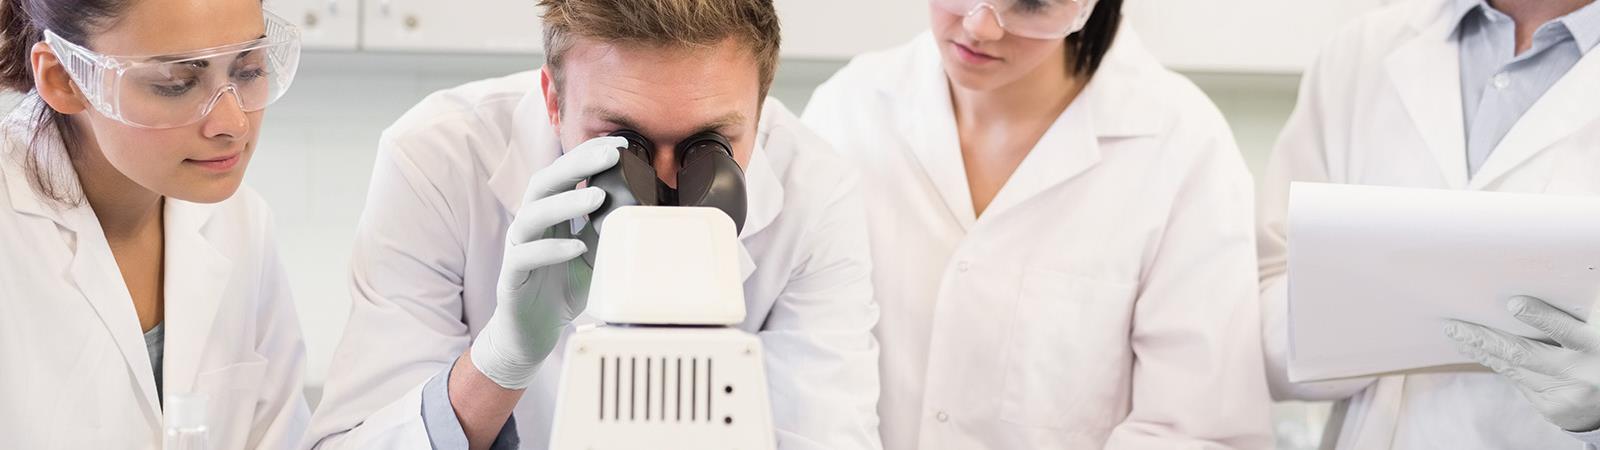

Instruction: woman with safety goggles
[0,0,307,447]
[803,0,1273,448]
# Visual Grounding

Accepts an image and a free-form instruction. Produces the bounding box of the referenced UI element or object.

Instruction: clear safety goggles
[43,11,302,129]
[932,0,1093,40]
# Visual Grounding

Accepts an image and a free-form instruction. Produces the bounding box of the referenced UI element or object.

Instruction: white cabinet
[1125,0,1405,74]
[775,0,1403,72]
[266,0,360,50]
[776,0,928,59]
[361,0,543,53]
[265,0,1400,74]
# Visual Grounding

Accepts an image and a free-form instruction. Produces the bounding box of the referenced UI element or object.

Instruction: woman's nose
[201,88,249,140]
[963,4,1006,42]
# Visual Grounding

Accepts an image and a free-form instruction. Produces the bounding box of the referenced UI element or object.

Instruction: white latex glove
[470,136,624,390]
[1446,296,1600,432]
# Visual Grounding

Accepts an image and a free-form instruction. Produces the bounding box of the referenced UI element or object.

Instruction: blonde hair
[539,0,781,101]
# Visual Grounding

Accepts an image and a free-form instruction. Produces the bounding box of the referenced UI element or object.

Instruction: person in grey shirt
[1258,0,1600,448]
[1458,0,1600,175]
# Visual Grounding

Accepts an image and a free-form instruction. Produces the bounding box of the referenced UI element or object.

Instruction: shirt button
[936,411,950,422]
[1493,72,1511,89]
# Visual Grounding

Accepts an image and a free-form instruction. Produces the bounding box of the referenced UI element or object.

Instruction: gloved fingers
[1452,335,1547,386]
[1448,319,1568,375]
[506,187,605,245]
[520,136,624,204]
[1509,296,1600,353]
[498,238,587,291]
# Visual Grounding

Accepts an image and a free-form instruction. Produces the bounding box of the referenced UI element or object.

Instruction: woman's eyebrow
[147,33,271,64]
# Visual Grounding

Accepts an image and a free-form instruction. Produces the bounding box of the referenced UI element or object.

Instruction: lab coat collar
[492,85,780,281]
[159,197,233,404]
[60,191,231,422]
[742,99,788,241]
[487,85,559,217]
[1389,1,1471,189]
[890,27,1160,229]
[1396,0,1600,189]
[1,144,53,224]
[2,100,71,226]
[60,205,165,425]
[2,103,164,419]
[1464,0,1600,188]
[1469,47,1600,189]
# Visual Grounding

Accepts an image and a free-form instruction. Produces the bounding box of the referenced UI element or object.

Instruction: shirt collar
[1451,0,1600,54]
[1560,0,1600,54]
[1450,0,1524,44]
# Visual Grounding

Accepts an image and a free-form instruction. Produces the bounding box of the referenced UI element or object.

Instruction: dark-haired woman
[0,0,308,447]
[802,0,1272,447]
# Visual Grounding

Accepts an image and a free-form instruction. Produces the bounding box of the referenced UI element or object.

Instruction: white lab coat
[0,103,310,449]
[1258,1,1600,449]
[303,71,882,450]
[802,29,1274,449]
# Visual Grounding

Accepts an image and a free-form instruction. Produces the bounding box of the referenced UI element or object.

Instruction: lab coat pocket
[192,354,268,449]
[1001,268,1137,431]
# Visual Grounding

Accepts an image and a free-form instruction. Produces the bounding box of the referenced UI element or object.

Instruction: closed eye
[150,79,198,97]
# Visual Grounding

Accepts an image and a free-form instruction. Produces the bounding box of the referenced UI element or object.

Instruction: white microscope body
[549,206,776,450]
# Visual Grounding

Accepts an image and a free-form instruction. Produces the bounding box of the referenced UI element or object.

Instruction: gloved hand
[470,136,624,390]
[1445,296,1600,432]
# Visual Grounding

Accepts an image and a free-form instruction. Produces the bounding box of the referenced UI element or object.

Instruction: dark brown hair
[1067,0,1121,77]
[538,0,782,102]
[0,0,130,205]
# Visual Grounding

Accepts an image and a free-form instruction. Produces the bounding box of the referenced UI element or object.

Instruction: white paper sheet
[1287,182,1600,382]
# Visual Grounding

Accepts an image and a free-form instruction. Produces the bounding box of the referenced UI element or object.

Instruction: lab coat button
[935,411,949,422]
[956,261,970,273]
[1493,73,1510,89]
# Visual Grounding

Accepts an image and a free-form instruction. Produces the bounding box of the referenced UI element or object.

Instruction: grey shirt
[145,321,165,406]
[1456,0,1600,176]
[420,360,520,449]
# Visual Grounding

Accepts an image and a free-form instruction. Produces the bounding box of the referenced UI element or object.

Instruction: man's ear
[540,64,561,129]
[31,42,87,115]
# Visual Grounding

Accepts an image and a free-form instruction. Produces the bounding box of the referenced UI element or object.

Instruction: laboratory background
[0,0,1407,447]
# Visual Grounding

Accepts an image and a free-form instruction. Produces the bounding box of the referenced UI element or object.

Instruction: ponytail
[0,0,43,92]
[1066,0,1122,78]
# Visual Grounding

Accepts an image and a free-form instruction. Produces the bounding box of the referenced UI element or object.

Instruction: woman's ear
[540,64,561,129]
[31,42,87,115]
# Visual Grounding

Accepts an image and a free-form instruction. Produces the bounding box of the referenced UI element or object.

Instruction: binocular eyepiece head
[578,130,749,266]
